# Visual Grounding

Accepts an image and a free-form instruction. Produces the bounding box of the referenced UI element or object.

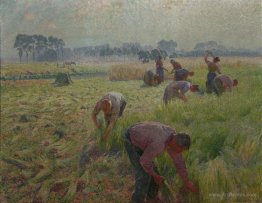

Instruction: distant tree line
[73,40,175,62]
[14,36,261,62]
[177,41,261,57]
[73,43,144,59]
[14,34,65,63]
[73,40,261,62]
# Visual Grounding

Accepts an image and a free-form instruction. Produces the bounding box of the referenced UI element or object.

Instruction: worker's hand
[189,71,194,76]
[153,175,165,186]
[184,180,198,193]
[179,95,188,102]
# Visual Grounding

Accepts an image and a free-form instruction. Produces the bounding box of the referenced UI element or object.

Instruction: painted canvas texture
[0,0,261,202]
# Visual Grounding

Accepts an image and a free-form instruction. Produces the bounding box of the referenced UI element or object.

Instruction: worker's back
[175,69,189,81]
[163,81,191,104]
[213,75,234,95]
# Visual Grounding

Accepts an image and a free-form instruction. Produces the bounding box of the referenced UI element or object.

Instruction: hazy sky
[1,0,261,58]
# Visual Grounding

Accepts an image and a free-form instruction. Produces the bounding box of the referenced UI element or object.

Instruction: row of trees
[14,34,65,63]
[138,49,168,62]
[73,41,175,61]
[73,43,146,59]
[14,36,261,62]
[74,39,261,62]
[176,41,261,57]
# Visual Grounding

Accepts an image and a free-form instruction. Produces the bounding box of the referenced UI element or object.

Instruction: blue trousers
[156,68,164,83]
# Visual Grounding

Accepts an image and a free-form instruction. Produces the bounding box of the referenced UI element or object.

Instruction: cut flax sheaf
[54,72,73,86]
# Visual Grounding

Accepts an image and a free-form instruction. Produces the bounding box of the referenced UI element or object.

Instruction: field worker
[163,81,199,104]
[155,55,165,83]
[143,70,160,86]
[204,51,222,93]
[124,121,198,203]
[213,75,238,96]
[170,59,194,81]
[92,92,126,141]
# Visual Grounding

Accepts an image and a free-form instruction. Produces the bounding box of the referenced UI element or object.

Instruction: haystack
[54,72,72,86]
[143,70,160,86]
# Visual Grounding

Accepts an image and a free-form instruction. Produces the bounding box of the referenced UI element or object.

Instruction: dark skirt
[206,72,217,93]
[156,68,164,82]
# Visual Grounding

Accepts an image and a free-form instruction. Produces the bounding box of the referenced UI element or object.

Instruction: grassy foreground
[1,59,262,203]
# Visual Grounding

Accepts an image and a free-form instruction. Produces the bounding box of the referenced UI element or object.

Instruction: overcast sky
[1,0,261,58]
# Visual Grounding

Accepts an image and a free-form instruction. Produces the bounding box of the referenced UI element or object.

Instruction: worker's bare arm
[204,52,210,64]
[101,115,117,141]
[92,101,102,129]
[216,64,222,74]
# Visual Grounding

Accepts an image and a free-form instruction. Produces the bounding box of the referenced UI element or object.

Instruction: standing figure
[170,59,194,81]
[163,81,199,104]
[204,51,222,93]
[213,75,238,96]
[92,92,126,141]
[124,121,198,203]
[155,56,165,83]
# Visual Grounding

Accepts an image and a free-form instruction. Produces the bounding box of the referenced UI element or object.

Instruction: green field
[1,58,262,203]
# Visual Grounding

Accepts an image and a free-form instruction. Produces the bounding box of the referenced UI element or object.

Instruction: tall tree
[22,35,33,63]
[157,40,177,55]
[48,36,65,62]
[14,34,26,63]
[58,38,65,61]
[121,43,141,56]
[150,49,161,60]
[138,50,151,62]
[48,36,58,64]
[35,35,48,60]
[113,47,122,56]
[48,36,56,50]
[31,35,39,61]
[159,50,168,60]
[18,48,23,63]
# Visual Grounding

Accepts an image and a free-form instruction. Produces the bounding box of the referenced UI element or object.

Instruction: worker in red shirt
[155,56,165,83]
[170,59,194,81]
[213,75,238,96]
[124,121,198,203]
